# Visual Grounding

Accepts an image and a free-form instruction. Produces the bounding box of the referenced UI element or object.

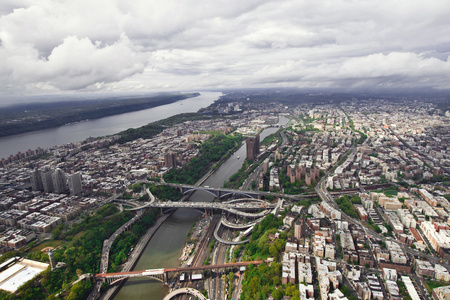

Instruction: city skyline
[0,92,448,299]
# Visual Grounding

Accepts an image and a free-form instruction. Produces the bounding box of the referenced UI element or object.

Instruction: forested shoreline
[0,93,199,137]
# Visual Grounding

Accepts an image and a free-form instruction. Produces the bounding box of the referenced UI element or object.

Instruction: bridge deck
[96,261,264,278]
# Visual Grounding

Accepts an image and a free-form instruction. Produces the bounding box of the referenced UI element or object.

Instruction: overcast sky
[1,0,449,98]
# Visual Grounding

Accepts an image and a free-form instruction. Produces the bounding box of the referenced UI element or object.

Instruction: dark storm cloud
[0,0,449,97]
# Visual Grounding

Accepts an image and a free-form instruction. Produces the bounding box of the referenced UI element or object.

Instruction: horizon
[1,87,449,109]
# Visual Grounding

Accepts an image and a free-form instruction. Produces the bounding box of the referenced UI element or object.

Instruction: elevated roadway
[220,218,256,230]
[163,288,207,300]
[157,182,320,200]
[128,201,273,218]
[159,182,379,201]
[213,220,250,245]
[96,260,264,282]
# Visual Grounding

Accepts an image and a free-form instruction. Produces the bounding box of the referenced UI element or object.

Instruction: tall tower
[246,134,260,160]
[68,172,83,195]
[164,153,177,168]
[48,249,56,271]
[52,168,68,194]
[30,168,43,191]
[263,158,270,174]
[40,168,54,193]
[294,220,305,240]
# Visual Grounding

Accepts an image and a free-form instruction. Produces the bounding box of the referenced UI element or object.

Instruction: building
[420,221,450,252]
[263,158,270,173]
[355,205,368,221]
[298,262,313,284]
[246,134,260,160]
[435,264,450,282]
[356,282,371,300]
[40,169,54,193]
[30,168,43,192]
[17,212,62,233]
[419,189,437,207]
[284,215,295,227]
[52,168,68,194]
[325,244,335,260]
[383,268,398,281]
[299,284,314,300]
[295,220,305,240]
[164,152,177,168]
[68,172,82,195]
[415,260,435,278]
[282,252,296,284]
[432,285,450,300]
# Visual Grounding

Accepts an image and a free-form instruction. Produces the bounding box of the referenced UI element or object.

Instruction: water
[113,115,289,299]
[0,92,221,160]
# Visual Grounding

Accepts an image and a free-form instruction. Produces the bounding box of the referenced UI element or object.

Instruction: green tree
[269,245,279,260]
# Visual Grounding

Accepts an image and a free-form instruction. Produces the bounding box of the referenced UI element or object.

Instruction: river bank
[99,212,174,300]
[0,91,221,160]
[0,93,200,138]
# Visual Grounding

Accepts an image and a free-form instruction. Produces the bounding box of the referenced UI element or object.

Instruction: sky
[1,0,449,99]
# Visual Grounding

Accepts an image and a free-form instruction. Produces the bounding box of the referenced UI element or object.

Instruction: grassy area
[30,240,66,252]
[250,251,270,261]
[384,190,398,197]
[425,279,450,294]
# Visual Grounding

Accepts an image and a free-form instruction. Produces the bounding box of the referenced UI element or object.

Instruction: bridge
[220,217,257,230]
[213,219,251,245]
[158,182,321,200]
[213,198,283,245]
[128,200,274,218]
[95,261,264,284]
[162,182,260,199]
[163,288,207,300]
[158,182,371,201]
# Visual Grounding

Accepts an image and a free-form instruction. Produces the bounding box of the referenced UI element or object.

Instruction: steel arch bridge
[180,186,258,199]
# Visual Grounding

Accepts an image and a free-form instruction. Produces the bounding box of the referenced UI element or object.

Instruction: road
[211,228,233,300]
[163,287,207,300]
[131,201,274,218]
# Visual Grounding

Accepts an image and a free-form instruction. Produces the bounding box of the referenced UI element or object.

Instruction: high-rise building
[41,168,54,193]
[246,134,260,160]
[68,172,83,195]
[263,158,270,174]
[164,152,177,168]
[30,168,43,191]
[52,168,68,194]
[294,220,305,240]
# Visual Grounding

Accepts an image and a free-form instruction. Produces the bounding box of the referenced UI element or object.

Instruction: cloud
[3,34,147,91]
[0,0,450,96]
[250,52,450,89]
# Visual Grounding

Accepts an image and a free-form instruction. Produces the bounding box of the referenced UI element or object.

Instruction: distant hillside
[0,93,200,137]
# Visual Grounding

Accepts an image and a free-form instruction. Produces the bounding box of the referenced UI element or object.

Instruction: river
[0,92,221,160]
[113,116,289,300]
